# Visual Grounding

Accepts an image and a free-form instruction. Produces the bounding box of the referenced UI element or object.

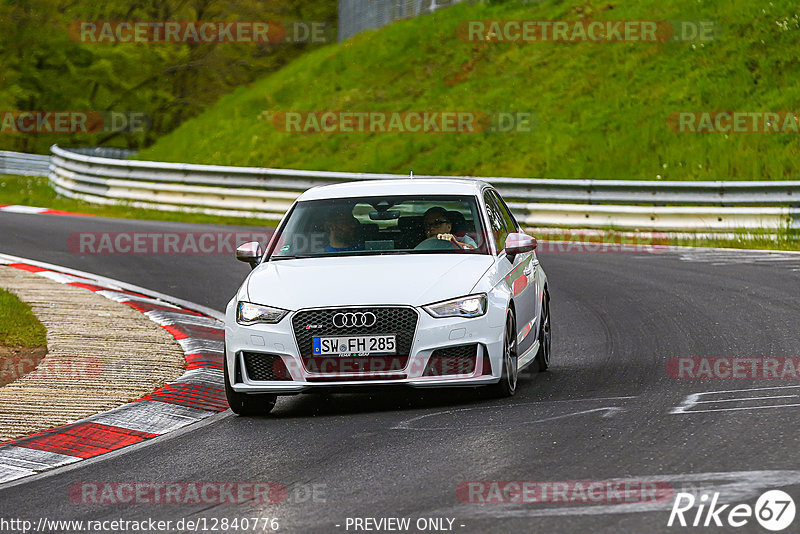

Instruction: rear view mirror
[505,232,537,255]
[369,210,400,220]
[236,241,263,269]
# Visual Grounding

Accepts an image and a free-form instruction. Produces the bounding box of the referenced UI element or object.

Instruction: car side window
[493,191,519,234]
[483,191,509,251]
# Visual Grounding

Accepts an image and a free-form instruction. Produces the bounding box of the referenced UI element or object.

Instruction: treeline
[0,0,336,153]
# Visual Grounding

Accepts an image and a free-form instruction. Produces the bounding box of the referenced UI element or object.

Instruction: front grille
[242,352,292,381]
[424,344,478,376]
[292,307,418,359]
[293,307,418,380]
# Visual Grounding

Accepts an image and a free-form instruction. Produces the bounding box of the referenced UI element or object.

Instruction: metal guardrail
[66,147,137,159]
[0,151,51,177]
[46,145,799,232]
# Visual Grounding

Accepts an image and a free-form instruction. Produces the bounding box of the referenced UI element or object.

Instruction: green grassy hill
[138,0,800,180]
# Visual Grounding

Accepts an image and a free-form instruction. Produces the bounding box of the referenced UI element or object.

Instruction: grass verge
[670,232,800,252]
[0,288,47,348]
[532,227,800,252]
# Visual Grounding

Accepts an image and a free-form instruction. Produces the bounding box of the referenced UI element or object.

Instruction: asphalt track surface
[1,211,799,533]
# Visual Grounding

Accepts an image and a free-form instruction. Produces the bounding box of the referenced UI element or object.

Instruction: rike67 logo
[668,490,796,531]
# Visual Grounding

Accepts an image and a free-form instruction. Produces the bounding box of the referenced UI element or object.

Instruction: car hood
[246,254,495,309]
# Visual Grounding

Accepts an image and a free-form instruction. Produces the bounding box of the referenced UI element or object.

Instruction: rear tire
[535,294,551,372]
[489,311,518,398]
[224,353,277,416]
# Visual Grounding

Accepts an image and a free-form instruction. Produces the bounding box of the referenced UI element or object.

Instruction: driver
[323,209,364,252]
[422,207,477,249]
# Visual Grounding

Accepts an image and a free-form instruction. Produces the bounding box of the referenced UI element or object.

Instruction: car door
[483,189,539,357]
[494,191,543,355]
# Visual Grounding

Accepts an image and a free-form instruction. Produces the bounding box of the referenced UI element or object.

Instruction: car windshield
[269,194,488,259]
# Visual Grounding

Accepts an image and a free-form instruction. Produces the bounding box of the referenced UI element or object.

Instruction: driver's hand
[436,233,454,241]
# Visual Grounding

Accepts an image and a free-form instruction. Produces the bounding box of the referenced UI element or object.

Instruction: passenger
[323,209,364,252]
[422,207,477,249]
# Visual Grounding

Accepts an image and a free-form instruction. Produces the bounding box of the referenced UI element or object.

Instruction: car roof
[297,178,491,201]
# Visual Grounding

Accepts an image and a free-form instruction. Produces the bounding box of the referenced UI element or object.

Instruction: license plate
[312,335,396,355]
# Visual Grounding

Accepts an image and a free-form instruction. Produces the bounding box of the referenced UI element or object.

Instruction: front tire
[224,354,277,416]
[489,311,518,397]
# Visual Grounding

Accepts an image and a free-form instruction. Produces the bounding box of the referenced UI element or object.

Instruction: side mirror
[236,241,263,269]
[504,232,537,255]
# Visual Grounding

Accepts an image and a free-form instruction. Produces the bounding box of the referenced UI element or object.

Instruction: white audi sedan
[224,179,550,415]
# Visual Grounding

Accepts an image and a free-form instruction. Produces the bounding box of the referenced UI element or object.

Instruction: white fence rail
[47,145,799,232]
[4,146,799,232]
[0,151,50,176]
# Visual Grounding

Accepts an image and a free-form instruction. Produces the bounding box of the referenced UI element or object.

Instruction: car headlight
[423,294,487,318]
[236,302,288,325]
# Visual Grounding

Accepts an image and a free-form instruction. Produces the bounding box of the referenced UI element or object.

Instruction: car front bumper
[224,302,506,394]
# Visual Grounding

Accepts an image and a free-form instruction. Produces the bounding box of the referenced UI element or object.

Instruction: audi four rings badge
[332,312,377,328]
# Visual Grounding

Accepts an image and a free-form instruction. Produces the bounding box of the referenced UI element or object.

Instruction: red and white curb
[0,255,227,484]
[0,205,94,217]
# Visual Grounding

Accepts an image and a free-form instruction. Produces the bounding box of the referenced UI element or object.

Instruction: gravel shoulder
[0,265,186,442]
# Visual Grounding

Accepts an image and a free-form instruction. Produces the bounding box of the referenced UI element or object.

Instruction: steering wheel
[413,236,462,251]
